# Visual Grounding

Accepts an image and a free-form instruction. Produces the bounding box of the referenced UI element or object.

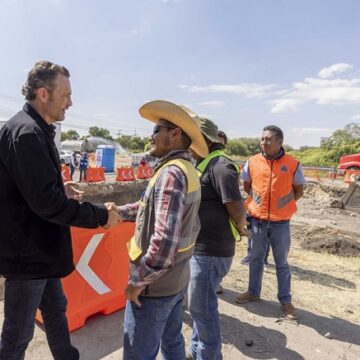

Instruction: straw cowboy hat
[139,100,209,159]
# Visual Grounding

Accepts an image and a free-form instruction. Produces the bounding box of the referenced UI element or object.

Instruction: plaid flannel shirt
[118,150,191,288]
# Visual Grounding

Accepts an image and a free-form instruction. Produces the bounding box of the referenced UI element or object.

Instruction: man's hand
[238,218,250,237]
[104,202,119,213]
[125,284,145,307]
[103,210,121,229]
[225,200,250,238]
[64,181,84,200]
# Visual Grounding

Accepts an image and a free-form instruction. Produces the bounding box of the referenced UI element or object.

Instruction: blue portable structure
[96,145,115,172]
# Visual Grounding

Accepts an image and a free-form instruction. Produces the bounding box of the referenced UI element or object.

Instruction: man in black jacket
[0,61,120,360]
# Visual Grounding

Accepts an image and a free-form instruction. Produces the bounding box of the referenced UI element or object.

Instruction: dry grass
[226,240,360,324]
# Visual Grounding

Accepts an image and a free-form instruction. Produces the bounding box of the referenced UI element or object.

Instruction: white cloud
[318,63,353,79]
[270,99,303,113]
[290,127,333,136]
[350,114,360,120]
[196,100,224,108]
[181,83,277,98]
[270,76,360,113]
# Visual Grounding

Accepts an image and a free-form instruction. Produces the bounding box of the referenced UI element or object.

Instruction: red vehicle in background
[337,153,360,175]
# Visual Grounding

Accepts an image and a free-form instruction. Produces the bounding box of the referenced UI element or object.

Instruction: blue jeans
[248,218,292,303]
[70,165,75,180]
[0,278,78,360]
[188,255,232,360]
[79,167,87,182]
[245,237,271,265]
[123,288,186,360]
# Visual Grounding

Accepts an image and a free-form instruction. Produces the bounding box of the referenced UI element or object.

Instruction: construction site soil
[294,182,360,257]
[0,179,359,359]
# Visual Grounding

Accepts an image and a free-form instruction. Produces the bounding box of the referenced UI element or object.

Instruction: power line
[0,92,152,137]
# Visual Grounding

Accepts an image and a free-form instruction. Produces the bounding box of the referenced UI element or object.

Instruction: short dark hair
[22,61,70,101]
[263,125,283,140]
[217,130,228,145]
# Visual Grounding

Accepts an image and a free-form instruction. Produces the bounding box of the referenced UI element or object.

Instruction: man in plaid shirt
[110,100,208,360]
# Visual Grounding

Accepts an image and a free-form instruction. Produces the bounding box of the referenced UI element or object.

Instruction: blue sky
[1,0,360,148]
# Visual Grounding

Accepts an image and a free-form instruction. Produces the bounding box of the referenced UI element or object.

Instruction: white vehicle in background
[59,149,72,165]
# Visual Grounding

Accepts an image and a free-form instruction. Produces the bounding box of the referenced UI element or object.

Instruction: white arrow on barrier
[76,233,111,295]
[121,169,128,180]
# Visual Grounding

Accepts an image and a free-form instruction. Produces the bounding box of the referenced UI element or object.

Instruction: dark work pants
[0,278,79,360]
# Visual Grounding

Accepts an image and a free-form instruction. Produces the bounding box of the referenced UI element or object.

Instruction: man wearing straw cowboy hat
[109,100,208,359]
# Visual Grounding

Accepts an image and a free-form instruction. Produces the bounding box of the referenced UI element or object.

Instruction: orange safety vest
[245,153,299,221]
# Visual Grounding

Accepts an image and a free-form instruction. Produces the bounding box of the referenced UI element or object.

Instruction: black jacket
[0,103,108,279]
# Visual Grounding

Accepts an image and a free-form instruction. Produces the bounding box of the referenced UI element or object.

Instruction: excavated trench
[295,183,360,257]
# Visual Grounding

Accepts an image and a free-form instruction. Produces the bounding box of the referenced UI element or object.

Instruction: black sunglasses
[152,124,177,135]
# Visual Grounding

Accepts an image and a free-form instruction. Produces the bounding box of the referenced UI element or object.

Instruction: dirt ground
[0,179,359,359]
[213,180,360,359]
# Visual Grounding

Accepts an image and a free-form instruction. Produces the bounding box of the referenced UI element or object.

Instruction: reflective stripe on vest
[196,150,241,241]
[245,153,299,221]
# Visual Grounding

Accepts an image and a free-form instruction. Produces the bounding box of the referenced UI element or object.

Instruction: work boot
[281,303,299,320]
[216,284,223,294]
[235,291,260,304]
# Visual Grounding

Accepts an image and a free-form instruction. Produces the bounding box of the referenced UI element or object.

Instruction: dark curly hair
[22,61,70,101]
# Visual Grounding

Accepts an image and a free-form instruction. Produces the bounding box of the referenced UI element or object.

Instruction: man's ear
[36,87,50,104]
[172,127,182,139]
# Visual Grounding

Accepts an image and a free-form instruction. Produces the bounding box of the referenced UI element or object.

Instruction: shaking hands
[103,202,122,229]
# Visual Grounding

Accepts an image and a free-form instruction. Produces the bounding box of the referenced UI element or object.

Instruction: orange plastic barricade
[36,222,135,332]
[136,165,154,179]
[344,170,360,183]
[115,167,136,181]
[87,167,105,182]
[61,165,71,182]
[98,167,106,181]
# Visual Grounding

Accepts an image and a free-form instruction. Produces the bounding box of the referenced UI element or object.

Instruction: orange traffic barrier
[36,222,135,332]
[344,170,360,183]
[115,167,135,181]
[87,167,105,182]
[61,165,71,182]
[136,165,153,179]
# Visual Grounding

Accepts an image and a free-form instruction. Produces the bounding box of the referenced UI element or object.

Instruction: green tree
[116,135,133,150]
[289,122,360,166]
[116,135,149,153]
[240,138,261,155]
[226,139,249,156]
[61,130,80,141]
[88,126,114,140]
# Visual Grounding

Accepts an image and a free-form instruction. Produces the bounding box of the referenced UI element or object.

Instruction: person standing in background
[69,152,78,181]
[79,151,88,182]
[235,125,305,320]
[188,118,248,359]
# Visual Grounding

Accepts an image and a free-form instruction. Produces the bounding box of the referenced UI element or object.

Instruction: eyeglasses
[152,124,177,135]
